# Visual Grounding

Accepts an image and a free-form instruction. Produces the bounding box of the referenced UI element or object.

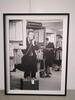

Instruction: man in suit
[44,38,55,77]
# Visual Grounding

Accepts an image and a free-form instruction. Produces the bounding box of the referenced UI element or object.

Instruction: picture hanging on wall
[3,13,69,96]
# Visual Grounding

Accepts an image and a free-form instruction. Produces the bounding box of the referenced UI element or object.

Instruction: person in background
[55,35,62,71]
[37,49,45,78]
[10,45,23,72]
[44,38,55,77]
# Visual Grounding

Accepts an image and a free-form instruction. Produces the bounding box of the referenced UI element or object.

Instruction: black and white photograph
[4,13,69,95]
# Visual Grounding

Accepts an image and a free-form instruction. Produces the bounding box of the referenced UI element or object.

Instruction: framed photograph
[3,13,69,96]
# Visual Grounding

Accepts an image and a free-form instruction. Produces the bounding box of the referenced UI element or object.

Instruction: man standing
[44,38,55,77]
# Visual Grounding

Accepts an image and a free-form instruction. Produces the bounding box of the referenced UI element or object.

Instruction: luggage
[20,79,39,90]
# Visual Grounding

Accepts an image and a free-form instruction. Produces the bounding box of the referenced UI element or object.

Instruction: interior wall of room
[0,0,75,90]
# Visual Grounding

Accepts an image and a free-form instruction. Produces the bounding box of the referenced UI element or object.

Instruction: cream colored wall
[0,0,75,90]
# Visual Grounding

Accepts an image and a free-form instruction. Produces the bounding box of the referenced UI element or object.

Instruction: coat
[44,42,55,67]
[22,38,37,73]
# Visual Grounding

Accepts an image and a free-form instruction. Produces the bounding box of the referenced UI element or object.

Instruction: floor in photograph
[37,70,61,90]
[10,70,61,90]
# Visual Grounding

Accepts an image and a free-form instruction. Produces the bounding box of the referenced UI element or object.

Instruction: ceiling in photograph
[27,20,63,35]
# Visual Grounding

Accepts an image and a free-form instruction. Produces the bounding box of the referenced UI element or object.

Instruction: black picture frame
[3,13,69,96]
